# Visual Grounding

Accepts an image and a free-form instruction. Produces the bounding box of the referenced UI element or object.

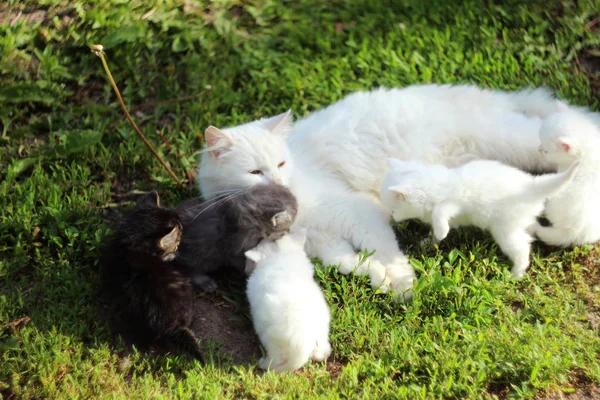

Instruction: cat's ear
[205,126,233,159]
[271,210,293,227]
[287,228,307,247]
[555,137,576,154]
[159,225,181,252]
[244,249,263,263]
[139,190,160,207]
[263,109,294,137]
[388,186,407,201]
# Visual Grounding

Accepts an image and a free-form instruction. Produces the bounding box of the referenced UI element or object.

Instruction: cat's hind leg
[491,228,533,278]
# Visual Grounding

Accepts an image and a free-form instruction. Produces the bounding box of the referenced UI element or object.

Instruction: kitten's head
[380,158,429,221]
[197,110,294,199]
[228,182,299,240]
[244,228,307,269]
[539,111,598,168]
[117,191,183,261]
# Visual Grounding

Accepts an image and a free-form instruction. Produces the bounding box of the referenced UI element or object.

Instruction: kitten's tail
[528,160,579,199]
[166,327,205,364]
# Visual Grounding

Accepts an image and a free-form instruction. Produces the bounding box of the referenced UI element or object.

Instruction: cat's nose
[538,146,543,154]
[271,176,282,185]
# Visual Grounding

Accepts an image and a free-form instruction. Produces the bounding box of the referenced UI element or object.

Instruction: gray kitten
[176,182,298,291]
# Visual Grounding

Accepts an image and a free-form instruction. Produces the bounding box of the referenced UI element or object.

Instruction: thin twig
[132,86,212,112]
[92,44,184,187]
[156,129,173,151]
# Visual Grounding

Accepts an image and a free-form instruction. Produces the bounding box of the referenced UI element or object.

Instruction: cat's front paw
[191,274,218,293]
[366,260,391,293]
[385,261,416,302]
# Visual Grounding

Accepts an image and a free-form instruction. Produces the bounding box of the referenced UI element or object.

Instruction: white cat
[198,84,586,298]
[245,229,332,372]
[381,158,579,278]
[533,110,600,246]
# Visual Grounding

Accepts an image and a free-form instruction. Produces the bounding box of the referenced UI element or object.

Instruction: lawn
[1,0,600,398]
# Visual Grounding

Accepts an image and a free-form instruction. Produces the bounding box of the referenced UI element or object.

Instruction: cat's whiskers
[190,188,249,222]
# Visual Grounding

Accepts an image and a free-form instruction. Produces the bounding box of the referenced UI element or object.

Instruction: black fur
[176,182,298,291]
[99,191,204,363]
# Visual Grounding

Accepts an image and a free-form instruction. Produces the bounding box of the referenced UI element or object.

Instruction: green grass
[1,0,600,398]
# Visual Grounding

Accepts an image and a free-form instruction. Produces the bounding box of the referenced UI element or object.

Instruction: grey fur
[176,182,298,291]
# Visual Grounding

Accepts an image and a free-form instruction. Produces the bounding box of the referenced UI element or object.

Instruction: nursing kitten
[197,85,587,298]
[533,110,600,246]
[245,229,332,372]
[380,158,579,278]
[99,191,204,362]
[176,182,298,291]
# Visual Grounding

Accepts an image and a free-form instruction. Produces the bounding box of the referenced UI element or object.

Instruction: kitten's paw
[310,340,332,362]
[192,274,218,292]
[258,357,274,370]
[510,268,526,279]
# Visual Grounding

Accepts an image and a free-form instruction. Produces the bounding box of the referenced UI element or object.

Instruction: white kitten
[533,110,600,246]
[245,229,332,372]
[381,158,579,278]
[199,84,588,298]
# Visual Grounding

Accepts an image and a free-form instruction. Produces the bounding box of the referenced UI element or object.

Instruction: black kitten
[99,191,204,362]
[176,182,298,291]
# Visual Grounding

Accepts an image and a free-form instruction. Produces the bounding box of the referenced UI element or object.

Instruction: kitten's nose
[271,175,282,185]
[538,146,543,154]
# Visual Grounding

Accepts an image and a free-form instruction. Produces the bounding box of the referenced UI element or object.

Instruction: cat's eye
[250,170,263,175]
[278,161,286,168]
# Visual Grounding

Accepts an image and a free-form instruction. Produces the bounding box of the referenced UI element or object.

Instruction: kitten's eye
[278,161,286,168]
[250,170,263,175]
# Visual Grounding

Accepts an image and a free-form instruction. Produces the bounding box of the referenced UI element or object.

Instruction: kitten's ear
[159,225,181,252]
[388,186,407,201]
[205,126,233,159]
[287,228,307,248]
[263,109,294,137]
[139,190,160,207]
[555,137,576,153]
[271,210,293,227]
[244,249,263,263]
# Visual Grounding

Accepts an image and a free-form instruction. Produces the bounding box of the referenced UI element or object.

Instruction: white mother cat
[533,110,600,246]
[198,84,582,299]
[380,158,579,278]
[245,229,331,372]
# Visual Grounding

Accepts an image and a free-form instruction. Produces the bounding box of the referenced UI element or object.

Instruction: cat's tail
[528,160,579,200]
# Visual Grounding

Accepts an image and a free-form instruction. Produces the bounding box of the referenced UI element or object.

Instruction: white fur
[533,110,600,246]
[198,84,590,298]
[381,158,579,278]
[245,230,331,372]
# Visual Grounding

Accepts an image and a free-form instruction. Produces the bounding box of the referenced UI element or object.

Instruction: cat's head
[539,111,598,167]
[117,191,183,261]
[244,228,307,269]
[197,110,294,199]
[380,158,429,221]
[229,182,299,240]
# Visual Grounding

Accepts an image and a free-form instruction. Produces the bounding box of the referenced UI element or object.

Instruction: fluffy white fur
[245,230,331,372]
[198,84,589,298]
[533,110,600,246]
[381,158,579,278]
